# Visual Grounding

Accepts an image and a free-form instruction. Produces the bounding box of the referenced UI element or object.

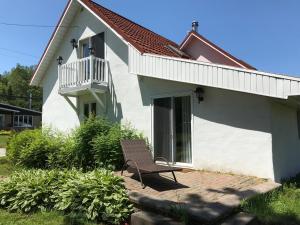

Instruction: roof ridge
[88,0,180,47]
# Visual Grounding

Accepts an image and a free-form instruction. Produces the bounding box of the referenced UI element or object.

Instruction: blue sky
[0,0,299,76]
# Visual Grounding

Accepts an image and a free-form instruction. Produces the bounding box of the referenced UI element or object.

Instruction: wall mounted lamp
[70,38,78,49]
[194,87,204,103]
[56,56,63,65]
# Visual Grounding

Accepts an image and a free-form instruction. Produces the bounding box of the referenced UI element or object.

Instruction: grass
[0,210,99,225]
[241,174,300,225]
[0,157,14,177]
[0,210,64,225]
[0,134,10,148]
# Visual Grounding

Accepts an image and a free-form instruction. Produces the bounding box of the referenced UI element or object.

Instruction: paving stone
[131,211,183,225]
[220,212,258,225]
[116,170,279,224]
[0,148,6,157]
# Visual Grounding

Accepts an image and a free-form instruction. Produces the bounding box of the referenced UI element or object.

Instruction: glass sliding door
[174,96,192,164]
[153,95,192,164]
[153,97,172,161]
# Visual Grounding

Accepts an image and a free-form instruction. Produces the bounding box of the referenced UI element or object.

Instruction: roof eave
[180,31,256,70]
[30,0,74,86]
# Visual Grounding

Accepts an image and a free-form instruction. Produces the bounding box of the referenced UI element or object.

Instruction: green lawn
[0,210,64,225]
[0,157,14,177]
[0,210,100,225]
[241,174,300,225]
[0,134,10,148]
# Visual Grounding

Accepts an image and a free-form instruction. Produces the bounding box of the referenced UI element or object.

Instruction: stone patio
[116,170,280,224]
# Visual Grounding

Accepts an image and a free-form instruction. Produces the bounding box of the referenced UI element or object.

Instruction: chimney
[192,20,199,32]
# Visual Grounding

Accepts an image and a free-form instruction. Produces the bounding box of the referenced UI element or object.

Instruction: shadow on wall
[271,101,300,182]
[104,28,130,122]
[106,62,123,122]
[193,87,271,133]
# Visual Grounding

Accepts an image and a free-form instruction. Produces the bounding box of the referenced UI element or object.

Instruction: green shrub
[0,169,132,224]
[54,169,132,224]
[92,123,143,170]
[47,134,76,169]
[0,169,75,212]
[73,117,112,170]
[6,129,64,169]
[6,117,145,171]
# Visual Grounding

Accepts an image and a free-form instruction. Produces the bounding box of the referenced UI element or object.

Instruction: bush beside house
[1,116,142,224]
[6,116,143,170]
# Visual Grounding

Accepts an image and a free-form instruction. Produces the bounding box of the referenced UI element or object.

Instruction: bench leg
[121,163,127,176]
[171,171,177,183]
[136,169,145,189]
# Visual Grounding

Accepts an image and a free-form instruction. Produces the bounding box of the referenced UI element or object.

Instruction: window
[13,115,33,127]
[82,43,89,58]
[84,104,90,118]
[91,103,96,115]
[83,103,97,118]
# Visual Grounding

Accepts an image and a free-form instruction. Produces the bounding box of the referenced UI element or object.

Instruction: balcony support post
[88,89,104,108]
[58,65,61,89]
[89,55,94,83]
[63,96,78,113]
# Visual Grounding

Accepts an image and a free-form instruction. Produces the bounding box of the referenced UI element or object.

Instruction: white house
[31,0,300,182]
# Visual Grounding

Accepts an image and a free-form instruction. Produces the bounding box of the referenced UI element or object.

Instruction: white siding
[129,46,300,100]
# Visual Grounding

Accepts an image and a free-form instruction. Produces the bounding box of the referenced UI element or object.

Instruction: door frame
[150,90,194,168]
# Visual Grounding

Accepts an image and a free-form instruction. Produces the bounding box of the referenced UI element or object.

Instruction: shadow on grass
[241,177,300,225]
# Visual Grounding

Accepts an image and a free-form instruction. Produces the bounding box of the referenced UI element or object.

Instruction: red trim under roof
[180,31,256,70]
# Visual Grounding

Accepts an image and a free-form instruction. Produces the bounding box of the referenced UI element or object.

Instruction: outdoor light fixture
[70,38,78,49]
[56,56,63,65]
[194,87,204,103]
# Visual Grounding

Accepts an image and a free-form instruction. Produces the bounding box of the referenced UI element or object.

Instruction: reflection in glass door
[153,97,172,162]
[174,96,192,163]
[153,96,192,164]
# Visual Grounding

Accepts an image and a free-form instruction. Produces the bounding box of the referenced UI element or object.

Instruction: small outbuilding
[0,103,41,130]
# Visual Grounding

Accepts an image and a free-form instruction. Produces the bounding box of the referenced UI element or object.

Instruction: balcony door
[153,96,192,165]
[80,32,105,59]
[91,32,105,59]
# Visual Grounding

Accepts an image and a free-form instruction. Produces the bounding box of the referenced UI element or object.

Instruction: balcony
[58,56,108,96]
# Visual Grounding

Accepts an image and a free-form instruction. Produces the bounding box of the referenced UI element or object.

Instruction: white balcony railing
[58,56,108,90]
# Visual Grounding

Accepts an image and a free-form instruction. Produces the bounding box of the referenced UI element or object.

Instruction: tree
[0,64,42,111]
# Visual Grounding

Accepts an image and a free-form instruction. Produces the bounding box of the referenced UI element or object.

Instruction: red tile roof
[82,0,189,58]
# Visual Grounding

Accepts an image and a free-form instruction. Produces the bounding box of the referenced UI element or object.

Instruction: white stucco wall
[271,101,300,181]
[128,77,274,179]
[41,5,299,181]
[42,6,116,131]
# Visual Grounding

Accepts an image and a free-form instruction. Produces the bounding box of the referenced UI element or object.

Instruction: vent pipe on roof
[192,20,199,32]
